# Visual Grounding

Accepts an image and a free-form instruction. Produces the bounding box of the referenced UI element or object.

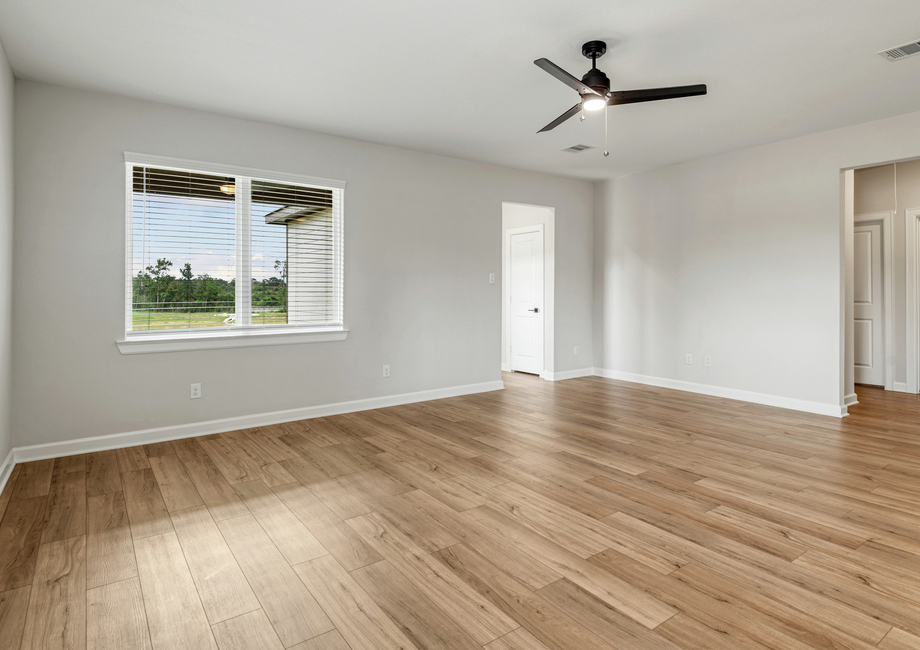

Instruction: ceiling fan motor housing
[581,67,610,96]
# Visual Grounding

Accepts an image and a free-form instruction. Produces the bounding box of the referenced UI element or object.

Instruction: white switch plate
[190,383,201,399]
[489,273,495,284]
[685,354,693,365]
[383,365,390,377]
[704,355,712,367]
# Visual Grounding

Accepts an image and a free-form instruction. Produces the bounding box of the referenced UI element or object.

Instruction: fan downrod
[580,40,610,91]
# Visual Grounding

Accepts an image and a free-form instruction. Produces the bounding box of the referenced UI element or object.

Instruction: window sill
[117,328,349,355]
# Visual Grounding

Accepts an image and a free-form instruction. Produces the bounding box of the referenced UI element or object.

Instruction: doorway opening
[501,203,555,379]
[845,158,920,405]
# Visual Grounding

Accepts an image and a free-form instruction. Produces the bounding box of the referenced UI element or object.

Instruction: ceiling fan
[534,41,707,133]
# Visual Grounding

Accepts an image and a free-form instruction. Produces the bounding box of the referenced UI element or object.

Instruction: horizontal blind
[130,166,237,331]
[126,158,344,335]
[251,179,342,327]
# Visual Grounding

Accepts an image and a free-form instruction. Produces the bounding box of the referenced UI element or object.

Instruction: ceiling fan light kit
[534,40,707,156]
[582,96,606,111]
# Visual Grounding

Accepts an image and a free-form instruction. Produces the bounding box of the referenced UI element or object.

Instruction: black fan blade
[537,103,582,133]
[607,84,706,106]
[534,58,601,96]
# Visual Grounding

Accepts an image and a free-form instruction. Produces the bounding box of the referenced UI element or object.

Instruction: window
[120,154,346,353]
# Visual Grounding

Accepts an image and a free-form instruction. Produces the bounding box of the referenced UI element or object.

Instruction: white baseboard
[593,368,846,418]
[1,365,851,485]
[543,368,595,382]
[12,380,505,464]
[893,382,910,393]
[0,448,14,496]
[501,363,511,372]
[844,392,859,407]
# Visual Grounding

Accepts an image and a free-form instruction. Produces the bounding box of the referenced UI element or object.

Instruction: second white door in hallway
[509,228,543,375]
[854,221,885,386]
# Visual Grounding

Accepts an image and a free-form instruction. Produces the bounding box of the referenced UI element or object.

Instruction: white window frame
[118,152,348,354]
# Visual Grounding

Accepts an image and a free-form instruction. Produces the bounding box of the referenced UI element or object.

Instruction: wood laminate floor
[1,372,919,650]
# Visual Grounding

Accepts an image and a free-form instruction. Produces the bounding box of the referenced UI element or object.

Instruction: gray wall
[854,160,920,388]
[13,81,594,447]
[0,43,12,461]
[594,108,920,411]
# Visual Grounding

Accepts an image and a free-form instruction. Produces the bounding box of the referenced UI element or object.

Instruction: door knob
[528,308,540,313]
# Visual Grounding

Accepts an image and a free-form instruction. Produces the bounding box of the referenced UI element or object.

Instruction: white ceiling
[2,0,920,180]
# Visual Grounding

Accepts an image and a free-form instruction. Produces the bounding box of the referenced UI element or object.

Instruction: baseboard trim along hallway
[593,368,846,417]
[502,366,844,416]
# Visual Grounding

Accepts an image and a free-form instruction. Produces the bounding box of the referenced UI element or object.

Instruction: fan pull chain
[604,104,609,157]
[580,104,585,122]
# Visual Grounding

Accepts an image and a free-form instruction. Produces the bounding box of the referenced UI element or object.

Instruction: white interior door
[854,222,885,386]
[510,229,544,374]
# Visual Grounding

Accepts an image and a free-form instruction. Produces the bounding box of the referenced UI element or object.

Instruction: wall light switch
[489,273,495,284]
[685,354,693,365]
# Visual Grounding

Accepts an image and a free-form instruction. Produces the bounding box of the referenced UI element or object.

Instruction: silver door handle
[528,308,539,313]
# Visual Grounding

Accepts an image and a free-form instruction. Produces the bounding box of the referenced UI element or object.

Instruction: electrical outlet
[685,353,693,365]
[704,355,712,367]
[383,365,390,378]
[574,346,579,355]
[489,273,496,284]
[190,383,201,399]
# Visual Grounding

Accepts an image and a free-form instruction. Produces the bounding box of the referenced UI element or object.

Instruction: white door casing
[853,212,893,390]
[509,227,544,374]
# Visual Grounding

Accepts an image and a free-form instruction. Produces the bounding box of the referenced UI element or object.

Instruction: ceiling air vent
[879,39,920,61]
[562,144,593,153]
